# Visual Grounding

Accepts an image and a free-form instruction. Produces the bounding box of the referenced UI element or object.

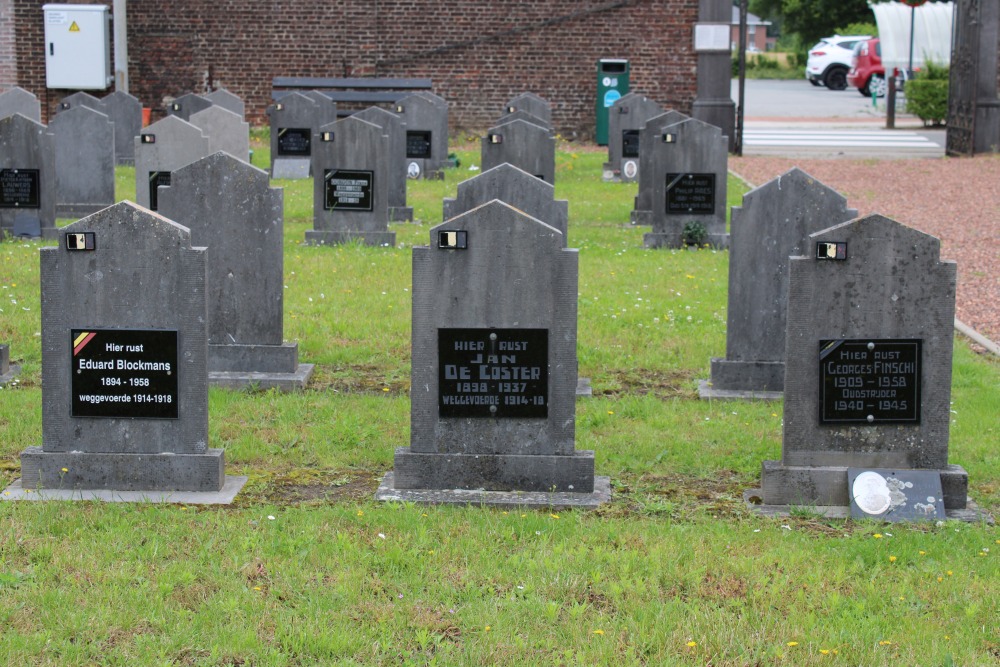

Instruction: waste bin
[596,59,630,145]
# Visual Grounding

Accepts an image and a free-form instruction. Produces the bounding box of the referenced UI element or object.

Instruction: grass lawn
[0,137,997,666]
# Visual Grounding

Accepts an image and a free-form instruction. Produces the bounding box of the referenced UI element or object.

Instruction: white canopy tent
[870,1,954,75]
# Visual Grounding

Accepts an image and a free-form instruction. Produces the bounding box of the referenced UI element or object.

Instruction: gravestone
[189,105,250,163]
[268,92,336,179]
[756,214,973,517]
[377,200,608,508]
[393,92,448,179]
[640,117,728,249]
[353,106,413,222]
[0,344,19,386]
[304,91,340,125]
[503,92,552,126]
[102,91,143,166]
[443,163,568,240]
[603,92,663,182]
[166,93,213,121]
[495,109,552,133]
[50,105,116,218]
[18,202,242,497]
[56,91,103,113]
[0,87,41,122]
[630,110,688,225]
[0,113,57,239]
[158,152,313,390]
[133,115,211,211]
[480,118,556,184]
[306,116,395,247]
[204,88,245,118]
[701,169,856,399]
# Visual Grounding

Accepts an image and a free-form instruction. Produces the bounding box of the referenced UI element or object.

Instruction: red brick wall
[14,0,700,137]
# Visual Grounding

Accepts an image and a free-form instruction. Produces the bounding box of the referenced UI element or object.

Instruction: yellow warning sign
[69,21,80,32]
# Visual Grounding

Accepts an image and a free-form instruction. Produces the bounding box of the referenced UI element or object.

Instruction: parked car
[848,38,887,97]
[805,35,871,90]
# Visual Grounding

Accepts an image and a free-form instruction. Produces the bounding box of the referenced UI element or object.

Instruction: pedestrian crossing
[741,128,944,157]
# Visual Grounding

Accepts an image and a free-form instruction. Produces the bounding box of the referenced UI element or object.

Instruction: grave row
[1,87,977,521]
[0,86,248,238]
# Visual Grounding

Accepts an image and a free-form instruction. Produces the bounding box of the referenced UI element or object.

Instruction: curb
[955,318,1000,356]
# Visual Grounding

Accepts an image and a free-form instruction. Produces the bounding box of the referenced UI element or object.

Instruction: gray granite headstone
[443,163,568,241]
[702,168,857,398]
[166,93,213,121]
[204,88,245,118]
[641,117,729,249]
[603,92,663,183]
[630,110,688,225]
[480,118,556,184]
[0,87,41,122]
[56,91,103,114]
[133,115,211,211]
[158,152,313,390]
[494,109,552,133]
[503,92,552,126]
[50,105,116,219]
[0,114,57,239]
[306,116,395,247]
[101,91,142,166]
[759,214,969,511]
[353,106,413,222]
[393,92,448,179]
[20,202,230,493]
[189,105,250,163]
[267,92,335,179]
[380,199,606,505]
[0,343,19,386]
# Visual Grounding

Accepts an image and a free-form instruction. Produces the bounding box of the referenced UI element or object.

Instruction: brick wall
[12,0,700,137]
[0,0,15,87]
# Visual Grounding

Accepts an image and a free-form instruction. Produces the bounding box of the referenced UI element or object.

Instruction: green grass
[0,140,997,666]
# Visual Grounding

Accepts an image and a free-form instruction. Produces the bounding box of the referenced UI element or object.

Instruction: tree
[748,0,873,46]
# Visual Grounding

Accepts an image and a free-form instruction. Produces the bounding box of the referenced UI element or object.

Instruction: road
[730,79,945,157]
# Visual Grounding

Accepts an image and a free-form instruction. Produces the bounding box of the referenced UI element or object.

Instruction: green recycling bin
[596,58,630,145]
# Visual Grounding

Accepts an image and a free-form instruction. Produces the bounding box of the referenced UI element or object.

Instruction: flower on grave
[787,642,799,647]
[889,555,897,562]
[593,629,604,635]
[873,533,883,539]
[686,641,697,648]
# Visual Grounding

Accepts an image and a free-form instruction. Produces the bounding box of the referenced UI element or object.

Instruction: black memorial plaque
[0,168,41,209]
[438,328,548,418]
[665,173,715,215]
[622,130,640,158]
[324,169,373,211]
[406,131,433,159]
[147,171,171,211]
[277,127,311,156]
[819,339,921,424]
[70,329,179,419]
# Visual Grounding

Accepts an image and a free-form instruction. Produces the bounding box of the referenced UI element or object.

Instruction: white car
[805,35,871,90]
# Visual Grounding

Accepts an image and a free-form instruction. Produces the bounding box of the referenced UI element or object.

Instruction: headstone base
[57,203,110,220]
[389,206,414,223]
[743,489,993,524]
[305,230,396,247]
[576,377,593,397]
[2,475,247,505]
[209,342,301,374]
[209,364,315,391]
[630,210,651,226]
[643,232,730,249]
[271,158,310,179]
[697,379,780,401]
[390,447,597,493]
[376,471,610,509]
[759,460,970,510]
[19,446,227,492]
[702,357,785,395]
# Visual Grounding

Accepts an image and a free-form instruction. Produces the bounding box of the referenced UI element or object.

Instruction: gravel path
[729,155,1000,344]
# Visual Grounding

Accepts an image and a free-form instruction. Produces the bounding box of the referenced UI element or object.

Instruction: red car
[848,38,886,97]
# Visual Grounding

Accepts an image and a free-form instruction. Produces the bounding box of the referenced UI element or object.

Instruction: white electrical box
[43,4,112,90]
